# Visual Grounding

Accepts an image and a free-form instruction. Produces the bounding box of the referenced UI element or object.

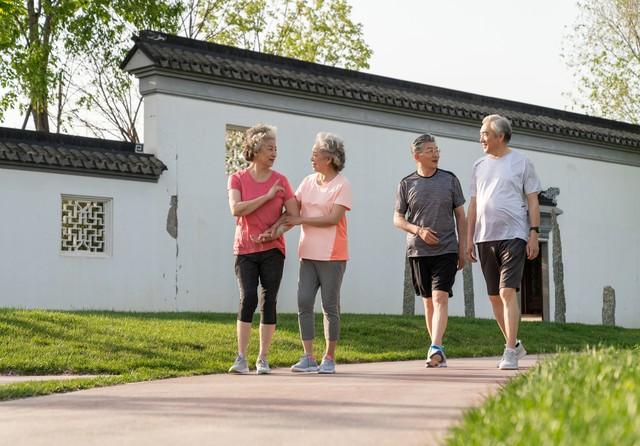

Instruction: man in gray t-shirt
[394,133,466,368]
[466,114,542,371]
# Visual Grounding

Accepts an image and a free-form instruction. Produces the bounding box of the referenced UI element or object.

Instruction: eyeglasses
[420,147,440,155]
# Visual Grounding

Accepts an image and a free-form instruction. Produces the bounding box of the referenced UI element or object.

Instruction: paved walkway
[0,355,540,446]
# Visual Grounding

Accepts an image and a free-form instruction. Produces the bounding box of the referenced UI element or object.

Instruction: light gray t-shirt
[470,149,541,243]
[395,169,465,257]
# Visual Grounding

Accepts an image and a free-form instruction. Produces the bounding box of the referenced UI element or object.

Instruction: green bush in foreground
[447,347,640,446]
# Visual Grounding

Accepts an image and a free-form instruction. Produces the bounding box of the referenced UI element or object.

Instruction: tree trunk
[21,104,32,129]
[27,0,52,132]
[32,106,50,132]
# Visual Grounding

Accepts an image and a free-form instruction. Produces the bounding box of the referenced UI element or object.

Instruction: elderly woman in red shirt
[227,124,297,375]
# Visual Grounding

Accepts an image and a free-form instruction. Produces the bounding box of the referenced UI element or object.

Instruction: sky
[0,0,583,132]
[347,0,581,111]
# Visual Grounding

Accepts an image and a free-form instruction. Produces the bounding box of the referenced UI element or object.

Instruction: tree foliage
[181,0,371,70]
[79,0,371,142]
[1,0,371,140]
[564,0,640,124]
[0,0,182,131]
[70,41,145,142]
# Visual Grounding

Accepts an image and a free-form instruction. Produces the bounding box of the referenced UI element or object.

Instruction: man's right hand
[466,242,477,263]
[417,227,439,246]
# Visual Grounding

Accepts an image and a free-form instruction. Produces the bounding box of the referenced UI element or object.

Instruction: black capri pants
[235,248,285,325]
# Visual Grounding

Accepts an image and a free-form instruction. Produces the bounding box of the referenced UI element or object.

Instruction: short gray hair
[411,133,436,153]
[315,132,346,171]
[242,124,277,162]
[482,114,512,143]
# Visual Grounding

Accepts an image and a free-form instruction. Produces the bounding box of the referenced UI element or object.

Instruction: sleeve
[469,164,477,198]
[523,158,542,194]
[452,176,465,208]
[228,173,241,192]
[281,175,295,201]
[295,176,306,201]
[335,178,352,211]
[394,180,408,215]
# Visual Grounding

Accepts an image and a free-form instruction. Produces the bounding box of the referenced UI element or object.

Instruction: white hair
[482,114,512,142]
[315,132,346,171]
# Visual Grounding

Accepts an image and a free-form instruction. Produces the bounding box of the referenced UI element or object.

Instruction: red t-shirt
[228,169,294,256]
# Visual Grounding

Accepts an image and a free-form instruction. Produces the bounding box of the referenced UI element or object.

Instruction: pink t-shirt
[228,169,294,256]
[296,173,352,261]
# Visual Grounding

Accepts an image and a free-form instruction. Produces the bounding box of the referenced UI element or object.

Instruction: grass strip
[1,309,640,401]
[447,346,640,446]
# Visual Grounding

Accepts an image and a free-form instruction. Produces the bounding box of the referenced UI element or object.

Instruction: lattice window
[225,124,249,175]
[60,196,112,256]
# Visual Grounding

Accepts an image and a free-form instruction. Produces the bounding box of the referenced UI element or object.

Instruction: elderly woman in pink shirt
[282,132,352,374]
[227,124,297,375]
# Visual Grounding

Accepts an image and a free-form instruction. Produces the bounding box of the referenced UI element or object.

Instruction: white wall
[0,168,176,310]
[521,149,640,327]
[146,93,640,327]
[3,90,638,328]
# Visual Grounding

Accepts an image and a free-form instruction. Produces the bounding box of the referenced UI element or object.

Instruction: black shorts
[409,253,458,298]
[476,239,526,295]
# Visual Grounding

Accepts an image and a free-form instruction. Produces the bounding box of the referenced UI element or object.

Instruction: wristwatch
[529,226,540,233]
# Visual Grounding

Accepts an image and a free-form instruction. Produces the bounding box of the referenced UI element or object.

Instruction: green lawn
[1,309,640,406]
[447,346,640,445]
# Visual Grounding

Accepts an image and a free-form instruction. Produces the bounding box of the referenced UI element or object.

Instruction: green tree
[564,0,640,124]
[183,0,371,70]
[0,0,182,131]
[76,0,372,142]
[1,0,371,139]
[68,38,145,142]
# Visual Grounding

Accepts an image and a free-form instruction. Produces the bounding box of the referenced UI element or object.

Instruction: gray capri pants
[297,259,347,341]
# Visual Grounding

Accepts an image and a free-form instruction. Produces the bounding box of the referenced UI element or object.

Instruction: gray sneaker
[497,340,527,368]
[498,348,518,370]
[256,357,271,375]
[290,355,319,372]
[228,354,249,374]
[318,357,336,374]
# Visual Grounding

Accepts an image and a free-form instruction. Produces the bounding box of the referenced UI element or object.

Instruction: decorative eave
[0,127,167,182]
[122,30,640,154]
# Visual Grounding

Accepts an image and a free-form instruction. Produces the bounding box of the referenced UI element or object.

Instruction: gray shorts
[477,239,526,295]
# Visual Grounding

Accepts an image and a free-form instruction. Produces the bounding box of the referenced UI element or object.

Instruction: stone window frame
[59,194,113,258]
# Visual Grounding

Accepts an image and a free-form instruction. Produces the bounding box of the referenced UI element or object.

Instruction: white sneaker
[228,354,249,374]
[256,357,271,375]
[498,348,518,370]
[497,340,527,368]
[425,346,447,368]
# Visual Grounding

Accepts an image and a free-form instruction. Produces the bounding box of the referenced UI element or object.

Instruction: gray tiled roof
[0,127,166,181]
[123,30,640,150]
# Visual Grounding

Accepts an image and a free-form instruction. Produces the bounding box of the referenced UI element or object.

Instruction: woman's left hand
[256,229,275,242]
